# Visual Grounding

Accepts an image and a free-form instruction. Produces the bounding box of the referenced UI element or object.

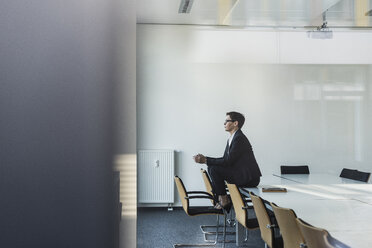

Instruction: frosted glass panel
[137,25,372,206]
[138,63,372,175]
[137,25,372,205]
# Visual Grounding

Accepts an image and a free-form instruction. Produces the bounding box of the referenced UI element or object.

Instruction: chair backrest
[226,183,248,228]
[174,176,190,215]
[296,218,334,248]
[339,168,371,182]
[271,203,305,248]
[250,192,275,247]
[280,165,309,174]
[200,169,215,205]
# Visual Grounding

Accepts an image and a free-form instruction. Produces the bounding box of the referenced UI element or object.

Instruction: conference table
[236,173,372,248]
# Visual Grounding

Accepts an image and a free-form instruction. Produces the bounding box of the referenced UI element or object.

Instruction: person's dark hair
[226,111,245,129]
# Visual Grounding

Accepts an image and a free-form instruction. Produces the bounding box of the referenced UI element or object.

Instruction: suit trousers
[208,165,260,196]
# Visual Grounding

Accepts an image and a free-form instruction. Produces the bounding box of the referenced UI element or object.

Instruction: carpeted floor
[137,207,264,248]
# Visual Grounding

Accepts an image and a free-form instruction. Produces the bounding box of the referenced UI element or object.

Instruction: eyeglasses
[224,119,236,124]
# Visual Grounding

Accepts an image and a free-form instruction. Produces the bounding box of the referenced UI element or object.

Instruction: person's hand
[193,154,206,164]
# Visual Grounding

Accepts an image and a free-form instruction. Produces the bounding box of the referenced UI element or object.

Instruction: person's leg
[207,166,230,196]
[208,166,234,208]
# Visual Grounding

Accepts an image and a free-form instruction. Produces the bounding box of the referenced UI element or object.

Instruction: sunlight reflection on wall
[292,66,366,163]
[114,154,137,217]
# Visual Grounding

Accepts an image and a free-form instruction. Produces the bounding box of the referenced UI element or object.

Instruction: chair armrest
[185,195,214,200]
[188,191,212,196]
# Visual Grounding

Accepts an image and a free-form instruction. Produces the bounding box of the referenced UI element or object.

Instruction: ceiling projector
[307,21,333,39]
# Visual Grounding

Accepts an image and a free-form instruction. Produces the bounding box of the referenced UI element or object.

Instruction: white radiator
[138,150,174,203]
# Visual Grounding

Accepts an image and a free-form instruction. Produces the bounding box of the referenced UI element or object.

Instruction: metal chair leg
[220,209,236,245]
[200,215,222,234]
[174,214,220,247]
[201,214,235,240]
[173,244,216,247]
[174,211,235,247]
[203,214,236,244]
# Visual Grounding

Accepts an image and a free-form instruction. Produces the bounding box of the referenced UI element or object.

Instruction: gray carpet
[137,207,265,248]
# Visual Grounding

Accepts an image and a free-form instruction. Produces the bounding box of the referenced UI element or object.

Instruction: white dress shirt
[228,130,238,147]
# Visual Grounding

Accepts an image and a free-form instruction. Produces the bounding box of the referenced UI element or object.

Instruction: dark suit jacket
[206,129,262,184]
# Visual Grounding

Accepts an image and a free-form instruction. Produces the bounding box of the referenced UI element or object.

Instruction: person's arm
[206,135,247,167]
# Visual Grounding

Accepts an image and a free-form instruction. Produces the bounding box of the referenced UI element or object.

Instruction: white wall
[137,24,372,206]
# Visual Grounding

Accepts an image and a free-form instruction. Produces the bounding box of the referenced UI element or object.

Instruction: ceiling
[137,0,372,28]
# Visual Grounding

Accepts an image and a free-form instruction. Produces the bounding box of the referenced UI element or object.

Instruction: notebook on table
[262,187,287,192]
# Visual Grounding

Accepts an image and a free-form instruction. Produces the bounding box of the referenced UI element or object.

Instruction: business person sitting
[193,111,262,209]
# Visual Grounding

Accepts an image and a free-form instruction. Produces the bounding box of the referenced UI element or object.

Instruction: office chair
[249,192,283,248]
[270,203,305,248]
[200,169,216,205]
[174,176,228,247]
[280,165,310,174]
[200,168,236,243]
[226,183,259,243]
[339,168,371,182]
[296,218,334,248]
[200,168,235,236]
